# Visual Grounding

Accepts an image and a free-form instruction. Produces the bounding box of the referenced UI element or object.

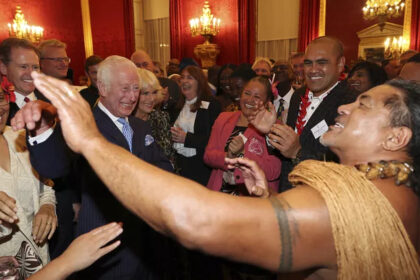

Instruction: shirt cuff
[28,127,54,146]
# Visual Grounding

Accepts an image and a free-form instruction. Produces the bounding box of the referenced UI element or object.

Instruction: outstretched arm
[30,71,336,273]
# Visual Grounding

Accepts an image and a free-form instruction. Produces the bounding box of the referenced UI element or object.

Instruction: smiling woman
[134,68,178,170]
[171,66,221,185]
[205,76,281,197]
[347,61,387,94]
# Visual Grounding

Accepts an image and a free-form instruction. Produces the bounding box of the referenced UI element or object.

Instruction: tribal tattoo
[269,195,294,272]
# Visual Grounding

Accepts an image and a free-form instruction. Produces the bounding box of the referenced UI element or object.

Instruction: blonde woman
[134,68,177,170]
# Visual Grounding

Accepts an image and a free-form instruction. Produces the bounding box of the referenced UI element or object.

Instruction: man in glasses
[39,39,71,80]
[37,39,76,260]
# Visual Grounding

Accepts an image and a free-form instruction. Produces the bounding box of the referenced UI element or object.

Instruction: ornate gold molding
[402,0,412,49]
[80,0,94,58]
[318,0,326,37]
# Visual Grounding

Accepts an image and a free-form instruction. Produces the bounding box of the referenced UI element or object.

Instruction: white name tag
[200,101,210,109]
[311,120,329,139]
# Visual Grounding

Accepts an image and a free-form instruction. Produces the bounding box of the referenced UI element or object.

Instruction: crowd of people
[0,34,420,280]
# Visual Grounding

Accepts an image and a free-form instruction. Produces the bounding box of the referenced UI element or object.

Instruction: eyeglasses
[41,57,71,63]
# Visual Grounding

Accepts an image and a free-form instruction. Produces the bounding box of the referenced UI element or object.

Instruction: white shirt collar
[282,86,294,104]
[185,97,197,105]
[97,102,129,132]
[14,91,36,108]
[308,81,339,101]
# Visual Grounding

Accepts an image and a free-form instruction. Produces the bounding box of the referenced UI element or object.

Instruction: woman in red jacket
[204,76,281,195]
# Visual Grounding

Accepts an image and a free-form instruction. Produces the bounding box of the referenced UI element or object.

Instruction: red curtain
[410,0,420,51]
[123,0,135,57]
[169,0,183,59]
[238,0,256,63]
[298,0,320,52]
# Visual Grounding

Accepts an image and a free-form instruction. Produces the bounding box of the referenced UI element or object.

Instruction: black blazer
[279,82,357,191]
[173,98,221,185]
[29,106,173,279]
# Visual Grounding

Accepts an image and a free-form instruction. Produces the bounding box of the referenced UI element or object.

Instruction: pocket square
[145,134,154,146]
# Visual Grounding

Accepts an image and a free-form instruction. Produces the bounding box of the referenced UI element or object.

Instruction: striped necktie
[117,118,133,152]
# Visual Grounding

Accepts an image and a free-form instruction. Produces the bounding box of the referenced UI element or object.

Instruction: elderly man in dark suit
[250,36,357,191]
[17,56,172,280]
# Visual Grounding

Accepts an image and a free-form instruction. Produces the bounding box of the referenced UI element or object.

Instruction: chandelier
[384,36,407,59]
[362,0,405,30]
[8,6,44,43]
[189,1,221,44]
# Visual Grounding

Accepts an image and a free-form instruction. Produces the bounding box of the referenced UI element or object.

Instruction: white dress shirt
[300,81,339,127]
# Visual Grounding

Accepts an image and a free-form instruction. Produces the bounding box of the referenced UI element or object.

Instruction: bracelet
[291,149,303,166]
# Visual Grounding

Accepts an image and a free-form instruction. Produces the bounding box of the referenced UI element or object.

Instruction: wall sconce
[8,6,44,44]
[189,1,221,68]
[384,36,408,59]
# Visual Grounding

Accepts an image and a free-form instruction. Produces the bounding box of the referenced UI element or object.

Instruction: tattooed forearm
[269,195,294,272]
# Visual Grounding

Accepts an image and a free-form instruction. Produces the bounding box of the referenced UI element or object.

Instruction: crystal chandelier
[362,1,405,31]
[189,1,221,44]
[8,6,44,43]
[384,36,407,59]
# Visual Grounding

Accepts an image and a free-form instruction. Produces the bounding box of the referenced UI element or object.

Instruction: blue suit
[29,106,173,280]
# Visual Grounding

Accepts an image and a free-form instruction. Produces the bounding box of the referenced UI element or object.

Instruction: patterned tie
[277,98,285,121]
[117,118,133,152]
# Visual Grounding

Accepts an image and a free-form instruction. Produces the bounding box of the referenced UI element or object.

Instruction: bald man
[131,50,180,123]
[258,36,357,191]
[399,53,420,83]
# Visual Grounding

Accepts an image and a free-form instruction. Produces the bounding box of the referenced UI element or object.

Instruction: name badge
[311,120,329,139]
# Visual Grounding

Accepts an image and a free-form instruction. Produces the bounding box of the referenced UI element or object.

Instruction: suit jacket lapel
[34,89,49,102]
[93,107,130,151]
[286,87,305,128]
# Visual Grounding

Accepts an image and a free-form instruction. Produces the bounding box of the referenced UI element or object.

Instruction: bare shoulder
[372,178,420,248]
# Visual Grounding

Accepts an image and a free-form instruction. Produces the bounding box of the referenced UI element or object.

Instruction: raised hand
[30,71,102,154]
[268,124,301,159]
[227,135,244,158]
[225,157,270,198]
[170,126,186,143]
[247,101,277,134]
[32,204,57,245]
[0,191,18,224]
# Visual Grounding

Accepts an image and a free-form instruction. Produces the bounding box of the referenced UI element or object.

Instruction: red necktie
[295,88,311,135]
[24,97,30,103]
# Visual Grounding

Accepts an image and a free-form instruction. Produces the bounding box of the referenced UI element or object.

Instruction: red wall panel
[325,0,404,64]
[0,0,85,83]
[89,0,134,59]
